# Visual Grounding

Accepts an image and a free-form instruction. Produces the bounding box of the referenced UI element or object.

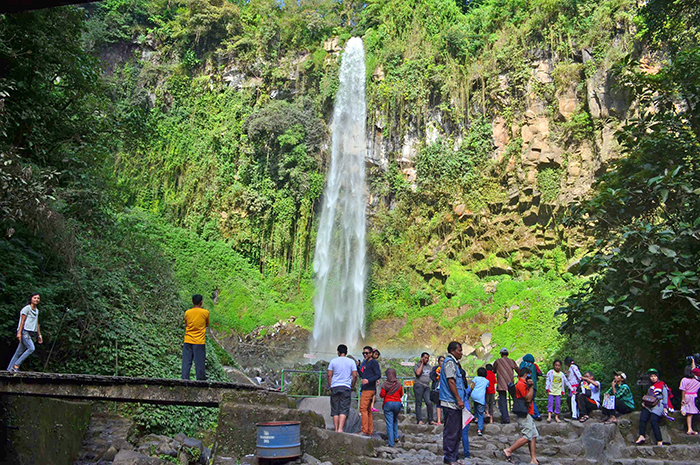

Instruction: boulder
[113,450,168,465]
[301,453,323,465]
[297,396,362,434]
[183,437,203,452]
[102,446,119,462]
[214,402,324,459]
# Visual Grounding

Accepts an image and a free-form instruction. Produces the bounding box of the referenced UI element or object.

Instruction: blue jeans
[462,412,470,458]
[474,401,485,431]
[383,401,402,446]
[533,389,541,418]
[181,343,206,380]
[7,331,36,370]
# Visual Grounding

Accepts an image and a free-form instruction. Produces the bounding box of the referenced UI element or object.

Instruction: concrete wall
[0,394,92,465]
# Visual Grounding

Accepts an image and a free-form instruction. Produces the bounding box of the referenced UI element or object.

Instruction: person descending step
[471,367,489,436]
[545,359,571,423]
[181,294,209,380]
[461,364,473,460]
[380,368,403,447]
[503,367,539,465]
[414,352,435,425]
[359,345,381,436]
[485,364,497,424]
[7,293,43,373]
[440,341,467,465]
[494,348,520,424]
[327,344,357,433]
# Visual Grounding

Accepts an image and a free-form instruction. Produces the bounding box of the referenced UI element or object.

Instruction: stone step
[622,443,700,461]
[612,460,699,465]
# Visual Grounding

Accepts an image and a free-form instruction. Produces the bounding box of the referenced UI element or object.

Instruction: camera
[525,373,532,380]
[686,354,700,366]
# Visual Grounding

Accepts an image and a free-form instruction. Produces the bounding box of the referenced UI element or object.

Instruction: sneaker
[371,407,379,412]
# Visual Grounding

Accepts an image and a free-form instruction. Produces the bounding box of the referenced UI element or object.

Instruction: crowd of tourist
[325,343,700,465]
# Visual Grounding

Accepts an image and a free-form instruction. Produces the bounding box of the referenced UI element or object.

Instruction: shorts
[330,386,352,416]
[520,414,539,441]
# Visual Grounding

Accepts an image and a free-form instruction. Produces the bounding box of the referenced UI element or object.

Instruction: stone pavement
[342,408,700,465]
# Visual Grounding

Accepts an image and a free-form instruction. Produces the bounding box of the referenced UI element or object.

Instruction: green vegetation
[2,0,698,435]
[557,1,700,377]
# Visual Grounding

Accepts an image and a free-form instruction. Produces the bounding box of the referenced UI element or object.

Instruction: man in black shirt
[359,345,381,436]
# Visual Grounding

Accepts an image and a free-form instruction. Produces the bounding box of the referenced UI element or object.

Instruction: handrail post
[318,370,322,397]
[281,370,285,392]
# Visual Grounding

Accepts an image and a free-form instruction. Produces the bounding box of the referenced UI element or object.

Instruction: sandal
[579,416,589,423]
[635,439,645,445]
[503,449,514,463]
[477,430,482,436]
[687,431,699,435]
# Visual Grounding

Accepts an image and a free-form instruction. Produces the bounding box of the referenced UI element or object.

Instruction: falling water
[311,37,367,355]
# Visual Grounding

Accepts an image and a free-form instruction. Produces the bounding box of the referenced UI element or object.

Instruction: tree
[556,47,700,373]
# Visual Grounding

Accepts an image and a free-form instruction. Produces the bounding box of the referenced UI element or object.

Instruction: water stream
[311,37,367,355]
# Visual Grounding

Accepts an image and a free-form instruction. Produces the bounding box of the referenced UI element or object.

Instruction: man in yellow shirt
[182,294,209,380]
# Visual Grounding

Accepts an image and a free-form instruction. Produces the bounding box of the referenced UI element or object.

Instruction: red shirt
[486,371,497,395]
[516,378,534,415]
[380,385,403,403]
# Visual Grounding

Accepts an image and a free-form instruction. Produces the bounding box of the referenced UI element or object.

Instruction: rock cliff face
[361,38,646,272]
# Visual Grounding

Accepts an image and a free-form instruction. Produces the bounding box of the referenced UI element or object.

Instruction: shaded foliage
[557,49,700,373]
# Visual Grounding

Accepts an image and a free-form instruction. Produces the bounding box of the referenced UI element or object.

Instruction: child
[471,367,490,435]
[546,359,571,423]
[485,364,497,424]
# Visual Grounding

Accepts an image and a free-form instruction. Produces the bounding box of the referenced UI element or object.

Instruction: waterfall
[311,37,367,355]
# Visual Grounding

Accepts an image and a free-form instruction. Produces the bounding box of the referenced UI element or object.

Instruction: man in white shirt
[327,344,358,432]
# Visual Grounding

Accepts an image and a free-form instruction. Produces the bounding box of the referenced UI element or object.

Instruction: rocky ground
[214,318,313,389]
[347,407,700,465]
[74,413,212,465]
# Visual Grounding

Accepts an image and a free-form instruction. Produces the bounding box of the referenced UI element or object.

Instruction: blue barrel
[256,421,301,460]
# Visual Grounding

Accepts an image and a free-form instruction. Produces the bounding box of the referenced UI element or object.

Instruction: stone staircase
[345,408,700,465]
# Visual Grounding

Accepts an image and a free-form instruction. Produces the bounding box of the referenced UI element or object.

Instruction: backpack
[513,397,528,418]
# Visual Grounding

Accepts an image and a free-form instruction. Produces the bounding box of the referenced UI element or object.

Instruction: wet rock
[301,453,323,465]
[113,450,167,465]
[183,437,203,452]
[102,446,118,462]
[157,442,177,457]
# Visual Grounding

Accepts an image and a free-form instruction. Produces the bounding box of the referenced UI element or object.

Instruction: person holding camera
[503,367,538,465]
[635,368,669,445]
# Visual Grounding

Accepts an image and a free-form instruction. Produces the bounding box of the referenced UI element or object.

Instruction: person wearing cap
[636,368,668,445]
[494,347,520,424]
[601,371,634,423]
